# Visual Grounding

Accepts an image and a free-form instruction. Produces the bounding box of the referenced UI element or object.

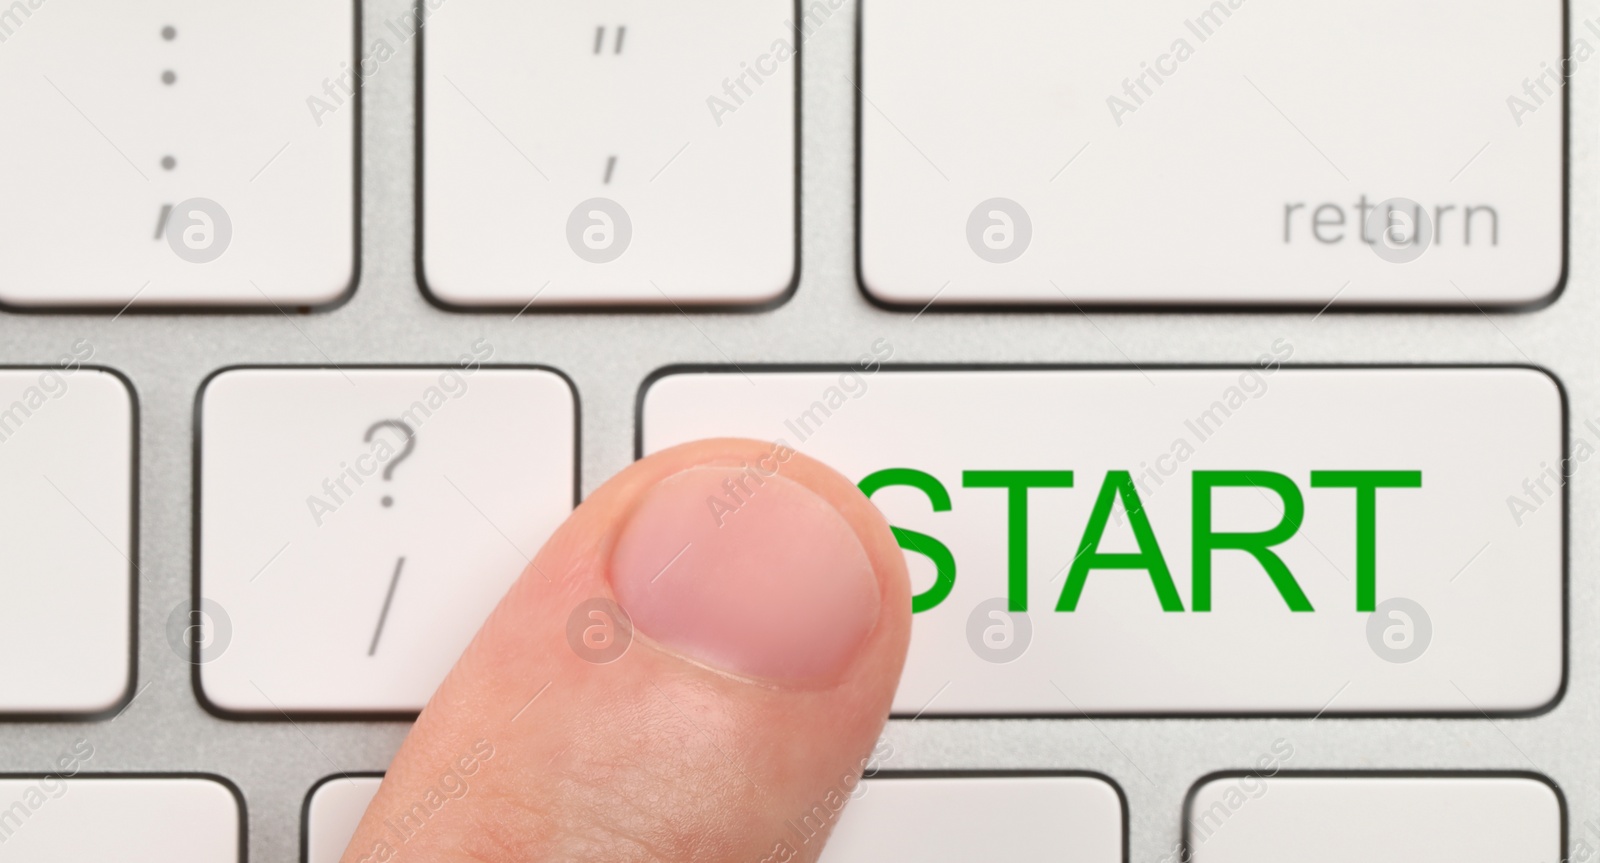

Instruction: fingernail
[610,466,881,681]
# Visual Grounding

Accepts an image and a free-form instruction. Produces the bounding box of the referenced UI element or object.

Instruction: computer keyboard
[0,0,1588,860]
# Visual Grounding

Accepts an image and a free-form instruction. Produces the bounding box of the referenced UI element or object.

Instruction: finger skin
[340,438,912,863]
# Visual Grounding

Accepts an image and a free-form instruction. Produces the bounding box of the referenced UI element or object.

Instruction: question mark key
[196,367,576,714]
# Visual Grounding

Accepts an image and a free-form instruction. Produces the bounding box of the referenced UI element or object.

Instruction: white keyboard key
[0,775,241,860]
[1186,774,1561,863]
[305,774,1121,863]
[822,775,1122,862]
[642,367,1563,714]
[198,366,575,714]
[422,0,796,307]
[305,775,381,863]
[860,0,1563,307]
[0,1,354,308]
[0,365,132,714]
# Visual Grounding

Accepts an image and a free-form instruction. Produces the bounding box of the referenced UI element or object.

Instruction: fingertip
[346,438,913,863]
[603,438,912,684]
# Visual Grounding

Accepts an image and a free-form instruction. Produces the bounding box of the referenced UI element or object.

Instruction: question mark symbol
[364,419,416,508]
